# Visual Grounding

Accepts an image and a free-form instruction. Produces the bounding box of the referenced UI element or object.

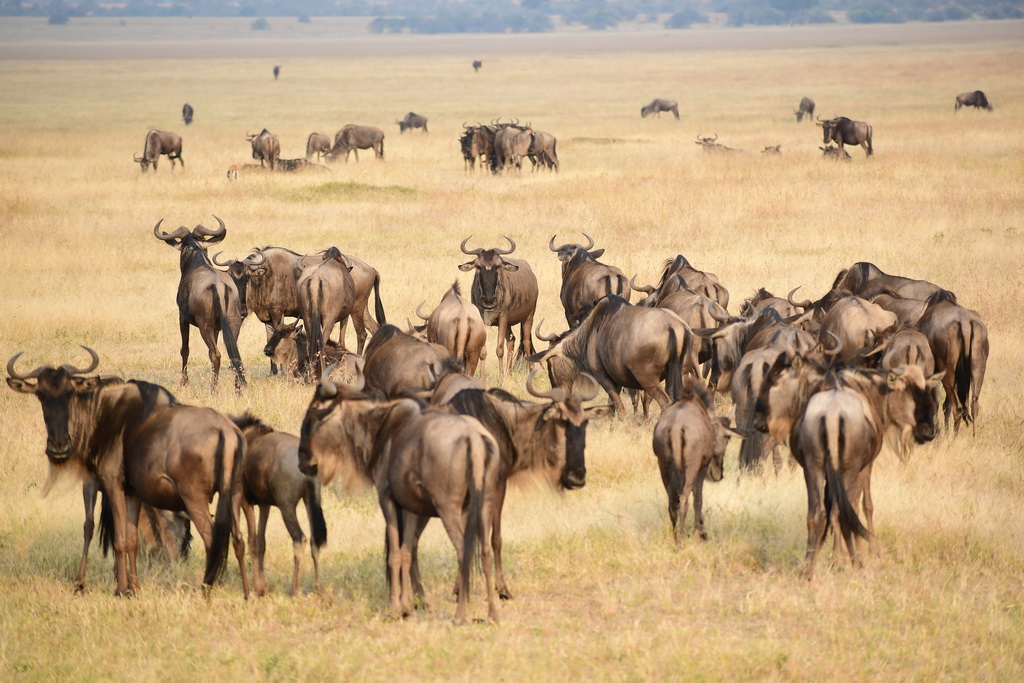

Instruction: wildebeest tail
[461,435,486,603]
[372,273,387,325]
[99,492,114,556]
[822,414,868,543]
[204,431,238,587]
[955,321,973,425]
[306,279,326,376]
[304,477,328,549]
[665,327,683,404]
[179,516,192,560]
[739,431,766,472]
[211,284,246,388]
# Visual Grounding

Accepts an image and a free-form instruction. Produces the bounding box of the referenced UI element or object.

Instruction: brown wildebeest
[263,321,361,382]
[876,325,936,378]
[494,121,534,173]
[739,288,801,320]
[695,133,740,153]
[820,144,851,161]
[794,96,815,122]
[549,233,631,329]
[635,254,731,312]
[397,112,428,133]
[458,235,539,375]
[527,130,559,171]
[246,129,280,170]
[731,343,790,473]
[134,130,183,172]
[653,377,745,544]
[362,324,450,398]
[427,359,485,406]
[915,290,988,433]
[298,370,500,624]
[326,124,385,162]
[232,414,327,597]
[827,262,944,303]
[761,145,782,155]
[153,217,247,392]
[871,293,929,327]
[641,99,679,119]
[460,124,498,173]
[955,90,992,112]
[632,277,728,375]
[7,348,249,597]
[296,247,357,376]
[305,132,331,161]
[817,116,873,157]
[182,103,193,125]
[816,296,897,365]
[412,281,487,377]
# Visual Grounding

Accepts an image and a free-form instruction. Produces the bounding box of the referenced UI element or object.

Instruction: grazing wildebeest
[817,116,873,157]
[472,60,482,72]
[641,99,679,119]
[7,348,249,597]
[794,96,815,122]
[298,370,500,624]
[182,103,193,125]
[731,343,789,473]
[263,322,361,382]
[152,217,247,392]
[412,281,487,377]
[305,132,331,161]
[494,121,535,172]
[232,414,326,597]
[819,144,851,161]
[397,112,428,133]
[458,235,539,374]
[362,324,451,398]
[654,377,744,543]
[134,130,183,172]
[296,247,357,376]
[247,129,280,170]
[549,233,631,329]
[527,130,559,171]
[955,90,992,112]
[915,290,988,433]
[326,124,385,162]
[273,65,280,79]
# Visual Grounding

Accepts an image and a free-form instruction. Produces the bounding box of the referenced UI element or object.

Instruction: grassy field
[1,19,1023,680]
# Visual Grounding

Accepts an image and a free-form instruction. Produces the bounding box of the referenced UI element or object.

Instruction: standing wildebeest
[326,124,385,162]
[273,65,280,79]
[817,116,873,157]
[460,124,497,173]
[182,103,193,125]
[641,99,679,119]
[634,254,731,312]
[397,112,428,133]
[654,377,745,544]
[494,121,534,172]
[550,233,631,329]
[458,235,539,375]
[7,348,249,597]
[296,247,357,377]
[955,90,992,111]
[362,325,451,398]
[305,132,331,161]
[247,129,280,170]
[134,130,183,172]
[153,217,246,392]
[232,414,326,597]
[794,96,815,122]
[472,60,482,72]
[527,130,559,171]
[413,281,487,377]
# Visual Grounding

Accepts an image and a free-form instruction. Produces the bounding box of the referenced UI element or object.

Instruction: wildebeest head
[152,215,226,262]
[547,233,602,264]
[6,346,102,461]
[458,235,518,311]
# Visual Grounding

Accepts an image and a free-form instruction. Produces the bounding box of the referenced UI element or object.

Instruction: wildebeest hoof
[498,589,513,601]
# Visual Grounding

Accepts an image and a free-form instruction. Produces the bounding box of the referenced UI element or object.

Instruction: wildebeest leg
[436,506,470,625]
[505,330,516,374]
[197,325,222,393]
[494,315,509,375]
[594,375,627,416]
[519,315,536,362]
[231,484,250,599]
[277,502,307,597]
[75,477,101,593]
[856,463,877,555]
[693,468,708,541]
[250,503,268,597]
[491,481,512,600]
[406,515,431,607]
[803,464,827,581]
[124,496,142,595]
[179,318,191,386]
[658,460,683,546]
[265,323,279,375]
[399,510,421,618]
[379,495,405,616]
[101,481,132,596]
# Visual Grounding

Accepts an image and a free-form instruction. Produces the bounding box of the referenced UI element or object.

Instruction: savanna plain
[1,18,1023,680]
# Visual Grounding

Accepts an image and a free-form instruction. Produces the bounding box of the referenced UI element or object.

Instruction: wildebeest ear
[927,371,945,388]
[584,405,613,420]
[6,377,36,394]
[589,249,605,259]
[458,261,476,272]
[691,327,717,339]
[72,376,103,392]
[526,349,553,363]
[502,262,519,271]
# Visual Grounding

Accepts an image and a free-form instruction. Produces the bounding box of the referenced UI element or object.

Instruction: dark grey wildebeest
[817,116,873,157]
[397,112,428,133]
[247,129,280,170]
[135,130,183,172]
[182,103,193,125]
[641,99,679,120]
[305,132,331,161]
[326,124,385,162]
[955,90,992,112]
[794,96,815,122]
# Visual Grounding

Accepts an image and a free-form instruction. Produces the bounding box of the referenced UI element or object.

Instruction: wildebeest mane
[657,255,691,289]
[129,380,177,422]
[364,324,403,358]
[230,411,274,435]
[924,289,958,307]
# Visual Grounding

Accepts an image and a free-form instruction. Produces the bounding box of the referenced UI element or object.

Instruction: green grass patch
[280,181,415,202]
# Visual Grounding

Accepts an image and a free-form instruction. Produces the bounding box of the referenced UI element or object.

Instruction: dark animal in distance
[955,90,992,111]
[397,112,428,133]
[247,129,280,170]
[472,60,482,72]
[762,145,782,155]
[134,130,183,172]
[305,132,331,161]
[817,116,873,157]
[182,103,193,125]
[641,99,679,119]
[273,158,327,173]
[794,96,815,122]
[326,124,385,162]
[273,65,280,79]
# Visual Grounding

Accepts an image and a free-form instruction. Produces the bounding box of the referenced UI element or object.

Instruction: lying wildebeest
[296,247,357,377]
[134,130,184,172]
[182,103,193,125]
[820,144,851,161]
[955,90,992,112]
[654,377,745,544]
[326,124,385,162]
[247,129,280,170]
[641,99,679,119]
[275,158,327,173]
[305,132,331,161]
[472,60,482,72]
[458,235,539,375]
[412,281,487,377]
[232,414,326,597]
[817,116,873,157]
[7,347,249,597]
[153,217,246,392]
[550,233,631,329]
[762,145,782,155]
[397,112,428,133]
[794,96,815,123]
[695,133,739,153]
[362,324,451,398]
[263,321,361,382]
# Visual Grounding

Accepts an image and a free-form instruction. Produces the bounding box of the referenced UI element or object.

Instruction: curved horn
[245,249,266,266]
[459,235,483,256]
[318,368,338,398]
[415,302,431,321]
[194,215,226,240]
[548,234,572,253]
[787,286,813,310]
[629,275,655,294]
[573,372,601,402]
[211,251,233,267]
[706,300,732,323]
[60,346,100,376]
[580,233,595,250]
[6,352,46,381]
[152,220,189,242]
[525,369,566,402]
[493,235,516,255]
[534,319,560,343]
[823,331,844,357]
[133,154,143,162]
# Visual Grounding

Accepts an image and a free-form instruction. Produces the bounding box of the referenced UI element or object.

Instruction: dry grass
[1,22,1023,680]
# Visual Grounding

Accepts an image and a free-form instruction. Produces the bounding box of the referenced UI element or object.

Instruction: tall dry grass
[1,25,1023,679]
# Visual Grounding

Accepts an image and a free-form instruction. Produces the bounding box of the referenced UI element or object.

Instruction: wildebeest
[460,123,497,173]
[273,65,280,79]
[305,132,331,161]
[695,133,740,153]
[876,325,936,378]
[653,377,744,543]
[955,90,992,112]
[820,144,851,161]
[134,130,183,172]
[247,129,280,170]
[550,233,631,329]
[397,112,428,133]
[263,321,361,382]
[472,60,482,72]
[636,255,730,313]
[296,247,357,377]
[817,116,873,157]
[641,99,679,119]
[232,414,326,597]
[153,217,247,392]
[794,96,815,122]
[413,281,487,377]
[182,103,193,125]
[761,145,782,155]
[7,348,249,597]
[526,130,559,171]
[274,158,327,173]
[494,121,534,172]
[816,296,897,365]
[828,262,944,302]
[458,235,539,375]
[326,124,385,162]
[362,324,451,398]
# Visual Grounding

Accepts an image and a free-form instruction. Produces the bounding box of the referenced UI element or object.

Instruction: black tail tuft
[99,493,114,557]
[305,478,328,549]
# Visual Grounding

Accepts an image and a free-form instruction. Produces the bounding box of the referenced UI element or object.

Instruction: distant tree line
[7,0,1021,27]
